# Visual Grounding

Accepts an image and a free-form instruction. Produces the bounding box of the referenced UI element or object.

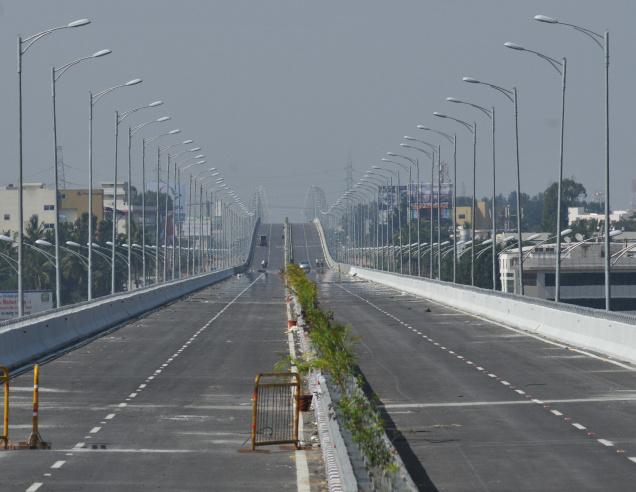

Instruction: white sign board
[0,291,53,320]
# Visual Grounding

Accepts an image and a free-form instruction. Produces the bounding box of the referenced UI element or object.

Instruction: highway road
[1,224,323,491]
[291,221,636,491]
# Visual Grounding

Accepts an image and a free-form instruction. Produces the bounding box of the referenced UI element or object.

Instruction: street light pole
[433,112,476,285]
[88,77,142,299]
[51,48,111,307]
[534,14,610,309]
[463,77,524,294]
[505,41,567,301]
[17,18,90,316]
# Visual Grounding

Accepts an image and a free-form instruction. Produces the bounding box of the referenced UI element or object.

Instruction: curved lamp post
[87,77,142,300]
[535,13,610,309]
[446,97,496,290]
[16,18,91,316]
[462,76,524,294]
[505,41,567,301]
[132,117,172,287]
[111,101,163,294]
[51,48,111,307]
[433,112,477,286]
[417,127,457,282]
[401,140,435,278]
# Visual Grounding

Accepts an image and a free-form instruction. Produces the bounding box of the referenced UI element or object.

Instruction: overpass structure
[2,220,636,491]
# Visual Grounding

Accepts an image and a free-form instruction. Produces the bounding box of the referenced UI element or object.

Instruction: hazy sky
[0,1,634,221]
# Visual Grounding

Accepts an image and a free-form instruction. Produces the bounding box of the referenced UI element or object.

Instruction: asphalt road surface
[292,221,636,491]
[1,223,306,491]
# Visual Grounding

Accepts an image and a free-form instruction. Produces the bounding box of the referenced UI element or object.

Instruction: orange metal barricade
[251,372,300,450]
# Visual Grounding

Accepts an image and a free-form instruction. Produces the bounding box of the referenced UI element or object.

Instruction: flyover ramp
[297,220,636,491]
[1,223,313,491]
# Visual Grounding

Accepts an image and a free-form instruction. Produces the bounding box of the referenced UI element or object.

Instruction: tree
[541,179,587,233]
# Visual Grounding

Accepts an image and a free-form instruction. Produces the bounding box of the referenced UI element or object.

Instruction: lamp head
[148,100,163,107]
[92,49,111,58]
[433,112,447,118]
[68,19,91,27]
[534,14,558,24]
[386,152,397,157]
[182,139,194,144]
[417,125,430,130]
[190,147,201,152]
[462,76,480,84]
[194,154,204,159]
[156,116,170,122]
[125,78,142,86]
[446,97,461,103]
[168,129,181,134]
[504,41,525,51]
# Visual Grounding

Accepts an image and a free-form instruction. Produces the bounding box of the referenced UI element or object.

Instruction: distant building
[0,183,56,233]
[0,183,104,235]
[101,182,128,234]
[568,207,629,226]
[456,201,492,237]
[59,188,104,224]
[500,241,636,310]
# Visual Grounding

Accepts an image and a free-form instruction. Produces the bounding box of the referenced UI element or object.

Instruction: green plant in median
[284,263,398,474]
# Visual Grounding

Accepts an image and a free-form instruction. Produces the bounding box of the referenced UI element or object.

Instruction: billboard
[378,183,453,210]
[0,291,54,320]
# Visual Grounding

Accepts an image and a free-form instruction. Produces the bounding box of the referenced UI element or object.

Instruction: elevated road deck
[1,224,317,491]
[291,221,636,491]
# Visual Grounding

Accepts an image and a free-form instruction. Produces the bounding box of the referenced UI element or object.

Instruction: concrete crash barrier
[0,268,238,371]
[0,219,261,371]
[311,217,636,365]
[348,266,636,366]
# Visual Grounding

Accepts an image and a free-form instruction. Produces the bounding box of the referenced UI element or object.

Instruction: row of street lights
[322,13,613,310]
[13,18,255,317]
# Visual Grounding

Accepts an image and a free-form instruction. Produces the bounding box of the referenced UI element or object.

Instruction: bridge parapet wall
[313,218,636,365]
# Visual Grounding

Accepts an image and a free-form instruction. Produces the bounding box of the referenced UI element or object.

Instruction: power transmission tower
[345,153,353,192]
[57,145,67,189]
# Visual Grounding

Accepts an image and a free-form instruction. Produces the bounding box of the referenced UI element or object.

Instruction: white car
[299,261,311,273]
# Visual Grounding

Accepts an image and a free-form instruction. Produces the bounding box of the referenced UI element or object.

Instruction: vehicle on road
[299,260,311,273]
[259,235,267,246]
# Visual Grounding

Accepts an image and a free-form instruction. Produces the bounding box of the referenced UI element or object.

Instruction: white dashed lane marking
[337,281,636,465]
[50,461,65,469]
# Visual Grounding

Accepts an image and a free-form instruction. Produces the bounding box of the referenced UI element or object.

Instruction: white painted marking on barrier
[572,423,586,430]
[476,367,484,371]
[51,461,65,469]
[129,393,137,398]
[90,427,101,434]
[598,439,614,447]
[466,361,474,365]
[515,389,525,395]
[139,384,146,389]
[448,351,455,354]
[73,442,84,449]
[501,381,510,386]
[532,399,544,404]
[628,457,636,464]
[118,403,127,408]
[488,373,496,378]
[26,483,43,492]
[550,410,563,416]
